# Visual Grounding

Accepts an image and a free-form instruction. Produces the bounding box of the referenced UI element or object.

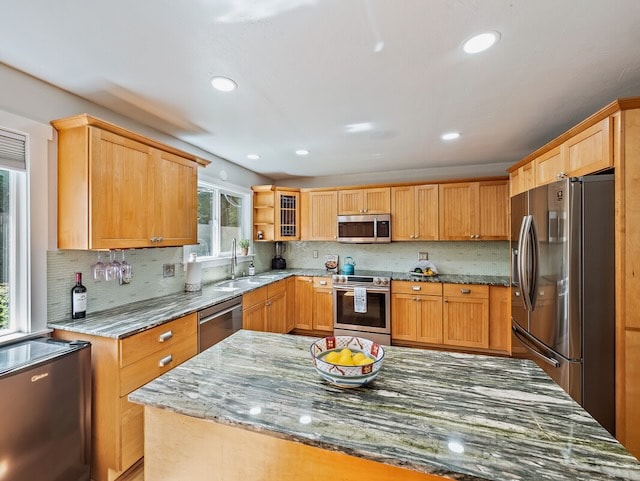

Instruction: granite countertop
[129,330,640,481]
[48,269,509,340]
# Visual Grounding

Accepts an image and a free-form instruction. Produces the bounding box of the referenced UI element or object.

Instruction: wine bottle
[71,272,87,319]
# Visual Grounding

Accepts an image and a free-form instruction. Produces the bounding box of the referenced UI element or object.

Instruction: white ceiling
[2,0,640,181]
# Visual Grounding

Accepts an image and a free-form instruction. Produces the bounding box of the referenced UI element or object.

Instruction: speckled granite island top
[129,330,640,481]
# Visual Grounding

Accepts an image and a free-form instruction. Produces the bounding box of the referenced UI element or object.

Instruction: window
[0,128,28,336]
[186,182,251,260]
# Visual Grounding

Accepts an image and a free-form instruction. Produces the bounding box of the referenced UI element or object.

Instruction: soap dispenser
[248,261,255,276]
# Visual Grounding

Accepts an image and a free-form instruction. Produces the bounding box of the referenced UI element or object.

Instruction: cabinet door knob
[158,354,173,367]
[158,331,173,342]
[557,171,567,179]
[460,288,471,294]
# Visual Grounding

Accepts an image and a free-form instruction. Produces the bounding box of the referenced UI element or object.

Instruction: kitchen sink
[211,286,241,292]
[216,279,262,289]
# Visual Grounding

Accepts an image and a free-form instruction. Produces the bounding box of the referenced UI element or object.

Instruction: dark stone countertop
[48,269,510,339]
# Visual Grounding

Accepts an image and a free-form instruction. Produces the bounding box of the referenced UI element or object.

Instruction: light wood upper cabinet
[301,190,337,241]
[439,181,508,240]
[565,117,612,177]
[391,184,438,241]
[477,181,509,239]
[510,161,535,197]
[439,182,476,240]
[534,145,564,187]
[338,187,390,215]
[53,115,201,249]
[252,186,300,241]
[515,116,613,192]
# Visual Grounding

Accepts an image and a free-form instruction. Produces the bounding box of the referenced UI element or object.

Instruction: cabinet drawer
[119,313,197,368]
[243,285,268,309]
[392,281,442,296]
[267,279,286,297]
[120,339,197,396]
[313,277,333,289]
[443,283,488,298]
[120,396,144,469]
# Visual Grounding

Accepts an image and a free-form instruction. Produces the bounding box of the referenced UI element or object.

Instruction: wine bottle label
[73,292,87,312]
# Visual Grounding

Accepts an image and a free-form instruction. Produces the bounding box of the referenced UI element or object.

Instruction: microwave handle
[373,217,378,240]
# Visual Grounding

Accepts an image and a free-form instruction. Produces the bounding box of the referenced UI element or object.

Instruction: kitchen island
[129,330,640,481]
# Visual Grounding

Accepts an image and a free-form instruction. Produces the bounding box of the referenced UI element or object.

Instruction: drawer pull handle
[319,280,327,285]
[158,331,173,342]
[158,355,173,367]
[412,286,421,291]
[460,288,471,294]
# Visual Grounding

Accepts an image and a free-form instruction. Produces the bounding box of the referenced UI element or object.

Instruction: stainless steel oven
[332,274,391,344]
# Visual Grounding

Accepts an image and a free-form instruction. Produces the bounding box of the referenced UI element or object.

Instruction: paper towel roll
[185,255,202,292]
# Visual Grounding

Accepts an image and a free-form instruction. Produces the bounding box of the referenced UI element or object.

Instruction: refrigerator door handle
[518,215,533,311]
[529,215,540,308]
[512,323,560,368]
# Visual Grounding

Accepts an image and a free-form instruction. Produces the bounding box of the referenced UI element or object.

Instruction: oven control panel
[332,275,390,286]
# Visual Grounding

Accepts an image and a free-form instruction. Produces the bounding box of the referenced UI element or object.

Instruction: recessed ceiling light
[295,149,310,156]
[463,31,500,54]
[441,132,461,141]
[345,122,373,133]
[210,76,237,92]
[246,154,260,160]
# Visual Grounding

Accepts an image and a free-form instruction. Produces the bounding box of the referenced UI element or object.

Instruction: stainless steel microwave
[337,214,391,243]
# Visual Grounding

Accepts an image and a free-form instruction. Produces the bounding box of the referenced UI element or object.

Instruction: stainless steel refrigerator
[511,174,615,435]
[0,337,92,481]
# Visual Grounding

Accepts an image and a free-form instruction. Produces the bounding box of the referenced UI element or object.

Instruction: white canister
[185,253,202,291]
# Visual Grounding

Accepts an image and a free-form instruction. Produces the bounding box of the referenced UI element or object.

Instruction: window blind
[0,128,26,171]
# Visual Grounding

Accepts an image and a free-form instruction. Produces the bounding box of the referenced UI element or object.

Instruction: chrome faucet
[230,238,237,279]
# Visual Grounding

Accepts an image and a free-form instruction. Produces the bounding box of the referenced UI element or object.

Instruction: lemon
[339,348,353,357]
[357,357,374,366]
[352,352,366,364]
[337,353,355,366]
[324,351,340,364]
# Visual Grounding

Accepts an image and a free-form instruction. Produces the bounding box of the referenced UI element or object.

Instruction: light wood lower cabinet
[392,282,510,355]
[443,284,489,349]
[242,280,291,333]
[53,313,198,481]
[293,276,333,335]
[391,282,443,343]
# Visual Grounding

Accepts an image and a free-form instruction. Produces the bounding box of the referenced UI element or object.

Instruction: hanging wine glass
[91,252,105,281]
[120,250,132,284]
[105,250,121,282]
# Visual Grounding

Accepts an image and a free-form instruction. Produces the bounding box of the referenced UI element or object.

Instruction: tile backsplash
[47,246,262,322]
[283,240,510,275]
[47,241,508,321]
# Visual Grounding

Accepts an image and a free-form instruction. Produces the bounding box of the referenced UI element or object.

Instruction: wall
[0,64,272,322]
[283,240,509,276]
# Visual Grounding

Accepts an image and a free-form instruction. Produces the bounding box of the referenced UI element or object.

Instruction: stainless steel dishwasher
[198,296,243,352]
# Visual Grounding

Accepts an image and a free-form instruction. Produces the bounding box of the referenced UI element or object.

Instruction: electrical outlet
[419,252,429,261]
[313,250,318,259]
[163,263,175,277]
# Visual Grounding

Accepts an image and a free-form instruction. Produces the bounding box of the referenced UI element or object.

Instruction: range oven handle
[512,323,560,368]
[332,286,390,293]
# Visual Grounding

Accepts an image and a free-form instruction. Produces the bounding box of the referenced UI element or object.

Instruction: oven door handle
[333,287,390,293]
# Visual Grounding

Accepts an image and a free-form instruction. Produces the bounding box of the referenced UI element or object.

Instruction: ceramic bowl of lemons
[310,336,385,388]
